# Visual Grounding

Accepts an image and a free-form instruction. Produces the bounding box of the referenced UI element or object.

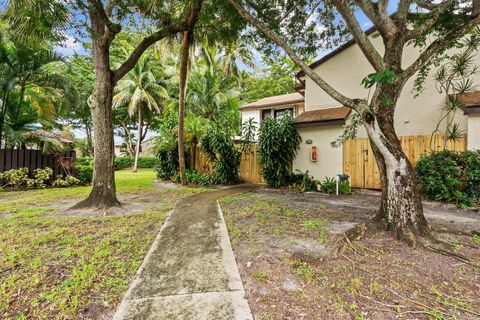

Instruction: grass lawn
[220,190,480,320]
[0,169,204,319]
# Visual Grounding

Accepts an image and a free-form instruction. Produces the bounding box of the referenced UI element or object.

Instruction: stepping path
[114,186,256,320]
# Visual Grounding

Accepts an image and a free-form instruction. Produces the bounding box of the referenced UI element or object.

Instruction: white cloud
[54,34,80,56]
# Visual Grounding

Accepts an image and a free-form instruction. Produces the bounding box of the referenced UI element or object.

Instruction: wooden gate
[194,144,264,184]
[343,134,467,189]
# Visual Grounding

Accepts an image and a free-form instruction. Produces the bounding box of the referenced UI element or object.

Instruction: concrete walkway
[113,187,255,320]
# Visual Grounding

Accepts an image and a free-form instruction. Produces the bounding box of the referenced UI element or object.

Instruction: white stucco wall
[468,114,480,150]
[293,125,344,181]
[304,35,478,137]
[240,103,305,140]
[240,109,261,139]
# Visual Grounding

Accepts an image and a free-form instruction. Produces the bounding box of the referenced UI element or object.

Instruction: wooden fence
[194,144,264,184]
[343,134,467,189]
[0,149,76,184]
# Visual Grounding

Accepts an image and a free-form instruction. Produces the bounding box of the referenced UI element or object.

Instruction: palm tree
[113,57,168,172]
[0,33,73,148]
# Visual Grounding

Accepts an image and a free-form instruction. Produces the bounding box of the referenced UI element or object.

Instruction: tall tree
[3,0,206,209]
[178,31,193,185]
[230,0,480,243]
[113,57,167,172]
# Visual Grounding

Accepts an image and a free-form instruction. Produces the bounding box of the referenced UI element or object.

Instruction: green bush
[114,157,134,170]
[155,150,179,180]
[258,116,301,187]
[186,169,213,186]
[416,150,480,207]
[339,180,352,195]
[288,171,317,192]
[200,128,240,184]
[76,157,94,166]
[53,175,80,187]
[114,157,159,170]
[75,165,93,185]
[32,167,53,188]
[137,157,159,168]
[1,168,31,188]
[0,167,53,189]
[319,177,336,194]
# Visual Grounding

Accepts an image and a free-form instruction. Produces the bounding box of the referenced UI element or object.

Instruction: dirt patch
[220,189,480,320]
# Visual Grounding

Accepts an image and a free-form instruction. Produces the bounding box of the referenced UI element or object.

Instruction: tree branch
[332,0,383,71]
[113,0,203,83]
[355,0,398,38]
[229,0,357,108]
[402,15,480,80]
[113,24,187,83]
[406,0,455,40]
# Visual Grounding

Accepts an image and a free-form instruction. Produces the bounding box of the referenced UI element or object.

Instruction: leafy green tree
[257,115,301,187]
[241,56,297,102]
[0,33,72,148]
[3,0,237,209]
[113,57,168,172]
[63,54,95,157]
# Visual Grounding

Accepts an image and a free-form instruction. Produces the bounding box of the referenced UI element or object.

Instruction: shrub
[75,165,93,185]
[287,170,317,192]
[76,157,94,166]
[114,157,159,170]
[114,157,133,170]
[0,168,30,188]
[0,167,53,189]
[258,116,301,187]
[52,175,80,187]
[340,180,352,195]
[319,177,336,194]
[137,157,159,168]
[32,167,53,188]
[155,150,179,180]
[416,150,480,207]
[200,128,240,184]
[186,169,213,186]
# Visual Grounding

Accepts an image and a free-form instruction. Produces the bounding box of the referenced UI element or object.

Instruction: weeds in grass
[300,219,329,243]
[294,263,316,284]
[252,271,268,282]
[0,170,198,319]
[472,235,480,246]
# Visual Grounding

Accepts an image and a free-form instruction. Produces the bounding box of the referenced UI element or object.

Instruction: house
[240,34,480,188]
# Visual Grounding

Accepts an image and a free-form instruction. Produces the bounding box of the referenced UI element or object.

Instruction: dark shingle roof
[294,106,351,124]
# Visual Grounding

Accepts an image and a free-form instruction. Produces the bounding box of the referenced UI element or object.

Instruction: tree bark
[73,31,120,209]
[365,80,431,243]
[178,31,192,185]
[132,109,142,172]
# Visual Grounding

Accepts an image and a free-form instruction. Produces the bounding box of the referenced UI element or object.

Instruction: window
[274,108,293,120]
[261,109,272,121]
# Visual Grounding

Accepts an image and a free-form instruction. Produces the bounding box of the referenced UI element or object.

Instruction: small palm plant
[113,57,168,172]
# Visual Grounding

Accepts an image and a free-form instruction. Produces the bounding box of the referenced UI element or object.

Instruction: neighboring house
[114,137,156,157]
[240,34,480,187]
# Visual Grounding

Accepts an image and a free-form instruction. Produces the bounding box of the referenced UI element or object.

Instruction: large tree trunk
[132,109,142,172]
[73,38,120,209]
[364,81,431,243]
[178,31,191,185]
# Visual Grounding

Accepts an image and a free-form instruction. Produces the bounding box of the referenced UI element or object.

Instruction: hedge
[416,150,480,207]
[114,157,159,170]
[75,165,93,185]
